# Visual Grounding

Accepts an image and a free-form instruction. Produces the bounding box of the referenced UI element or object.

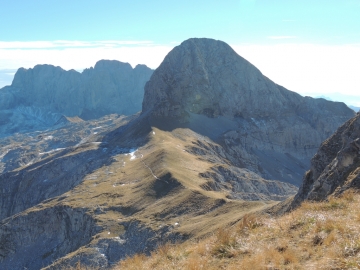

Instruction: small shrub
[211,228,237,258]
[237,213,262,234]
[119,254,147,270]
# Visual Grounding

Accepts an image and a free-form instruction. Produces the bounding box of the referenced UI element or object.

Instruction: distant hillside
[0,60,153,136]
[315,94,360,112]
[349,105,360,112]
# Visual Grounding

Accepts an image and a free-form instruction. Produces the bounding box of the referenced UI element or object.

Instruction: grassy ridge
[117,190,360,269]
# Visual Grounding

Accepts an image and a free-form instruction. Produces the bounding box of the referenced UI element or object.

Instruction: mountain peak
[142,38,353,121]
[141,37,354,185]
[142,37,297,120]
[93,59,132,71]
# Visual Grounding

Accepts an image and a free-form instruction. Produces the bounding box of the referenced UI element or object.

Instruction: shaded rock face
[143,38,355,185]
[200,164,297,201]
[293,112,360,204]
[0,60,153,136]
[0,206,96,270]
[186,133,297,200]
[44,221,184,270]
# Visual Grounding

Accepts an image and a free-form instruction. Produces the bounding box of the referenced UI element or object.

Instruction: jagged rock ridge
[143,38,355,185]
[293,111,360,204]
[0,60,153,136]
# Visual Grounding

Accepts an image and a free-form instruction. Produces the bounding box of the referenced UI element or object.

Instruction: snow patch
[0,148,11,160]
[125,148,137,160]
[39,148,65,155]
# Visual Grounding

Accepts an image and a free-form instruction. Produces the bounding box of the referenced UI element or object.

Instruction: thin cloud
[0,43,173,71]
[232,43,360,97]
[1,41,360,102]
[267,36,298,40]
[0,40,154,49]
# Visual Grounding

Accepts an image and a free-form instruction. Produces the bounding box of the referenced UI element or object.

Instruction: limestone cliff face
[293,112,360,203]
[142,38,355,185]
[0,60,153,136]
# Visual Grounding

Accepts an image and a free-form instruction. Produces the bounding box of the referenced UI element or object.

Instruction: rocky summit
[143,38,355,185]
[0,60,153,136]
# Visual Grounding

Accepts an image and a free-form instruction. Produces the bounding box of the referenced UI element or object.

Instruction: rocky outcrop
[0,208,182,270]
[0,60,153,136]
[45,221,184,269]
[199,164,297,201]
[0,206,97,270]
[186,132,297,200]
[293,112,360,204]
[142,38,355,185]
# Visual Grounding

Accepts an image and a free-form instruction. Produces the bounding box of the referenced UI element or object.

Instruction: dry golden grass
[115,190,360,270]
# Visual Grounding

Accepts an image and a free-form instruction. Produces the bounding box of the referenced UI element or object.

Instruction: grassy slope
[62,127,272,236]
[41,126,275,266]
[118,190,360,270]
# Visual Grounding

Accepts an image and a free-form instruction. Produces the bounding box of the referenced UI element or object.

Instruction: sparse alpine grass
[115,190,360,269]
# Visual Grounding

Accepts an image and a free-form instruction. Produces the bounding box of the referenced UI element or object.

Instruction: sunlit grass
[115,190,360,270]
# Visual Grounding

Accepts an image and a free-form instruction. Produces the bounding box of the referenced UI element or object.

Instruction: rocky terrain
[143,38,355,185]
[0,113,294,269]
[0,60,153,136]
[292,111,360,204]
[0,38,356,269]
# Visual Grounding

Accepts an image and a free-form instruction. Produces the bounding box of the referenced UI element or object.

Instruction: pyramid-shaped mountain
[143,38,354,185]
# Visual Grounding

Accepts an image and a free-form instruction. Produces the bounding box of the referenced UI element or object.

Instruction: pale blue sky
[1,0,360,105]
[2,0,359,44]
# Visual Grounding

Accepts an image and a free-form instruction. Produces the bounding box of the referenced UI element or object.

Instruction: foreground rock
[143,38,355,185]
[293,111,360,204]
[0,60,153,136]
